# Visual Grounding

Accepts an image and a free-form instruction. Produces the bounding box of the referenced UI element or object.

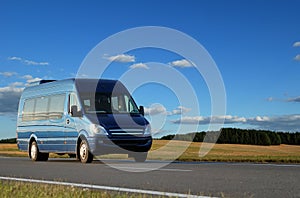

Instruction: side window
[69,93,81,114]
[111,95,124,112]
[22,94,65,121]
[124,95,139,113]
[23,98,35,121]
[49,94,65,119]
[124,95,135,113]
[35,96,49,120]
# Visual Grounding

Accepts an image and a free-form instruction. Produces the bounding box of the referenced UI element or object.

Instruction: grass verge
[0,180,155,198]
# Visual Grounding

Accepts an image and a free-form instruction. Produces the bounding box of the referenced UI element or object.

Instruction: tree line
[0,138,17,144]
[160,128,300,146]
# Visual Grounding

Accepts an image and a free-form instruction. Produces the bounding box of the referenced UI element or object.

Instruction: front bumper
[88,135,152,155]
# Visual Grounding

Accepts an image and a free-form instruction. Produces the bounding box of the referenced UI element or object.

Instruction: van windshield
[79,92,140,114]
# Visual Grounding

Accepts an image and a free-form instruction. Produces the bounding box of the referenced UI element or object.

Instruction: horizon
[1,0,300,139]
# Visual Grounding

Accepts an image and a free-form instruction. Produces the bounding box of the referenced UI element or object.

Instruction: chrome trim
[109,129,144,132]
[109,128,144,136]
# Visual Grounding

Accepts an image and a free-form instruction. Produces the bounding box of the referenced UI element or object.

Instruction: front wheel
[133,152,148,162]
[79,139,93,163]
[30,141,49,161]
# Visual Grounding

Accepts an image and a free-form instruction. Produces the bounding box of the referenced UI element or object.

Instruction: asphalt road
[0,157,299,197]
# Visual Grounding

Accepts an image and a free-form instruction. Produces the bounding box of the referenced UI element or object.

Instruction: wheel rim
[31,143,37,159]
[80,143,87,160]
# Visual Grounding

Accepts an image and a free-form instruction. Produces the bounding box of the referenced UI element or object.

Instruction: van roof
[22,78,128,98]
[75,78,128,93]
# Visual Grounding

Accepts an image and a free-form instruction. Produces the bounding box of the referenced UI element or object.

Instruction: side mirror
[139,106,144,116]
[71,105,82,117]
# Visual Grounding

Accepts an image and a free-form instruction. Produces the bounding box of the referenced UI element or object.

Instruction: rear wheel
[79,139,93,163]
[30,141,49,161]
[133,152,147,162]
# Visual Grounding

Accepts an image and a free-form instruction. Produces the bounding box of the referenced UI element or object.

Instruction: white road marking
[110,166,192,172]
[230,163,300,168]
[95,159,192,172]
[0,176,214,198]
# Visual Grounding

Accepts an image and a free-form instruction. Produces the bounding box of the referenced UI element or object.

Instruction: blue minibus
[16,79,152,163]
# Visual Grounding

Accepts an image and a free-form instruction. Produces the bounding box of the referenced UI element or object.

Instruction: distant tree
[159,128,300,145]
[257,132,271,145]
[0,138,17,143]
[295,133,300,145]
[267,132,281,145]
[160,134,175,140]
[193,132,205,142]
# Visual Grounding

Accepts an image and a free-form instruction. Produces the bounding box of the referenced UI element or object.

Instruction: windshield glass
[79,92,140,114]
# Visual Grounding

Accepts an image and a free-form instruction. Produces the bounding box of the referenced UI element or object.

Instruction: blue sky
[1,0,300,139]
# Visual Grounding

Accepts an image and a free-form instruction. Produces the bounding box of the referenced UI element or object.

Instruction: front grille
[109,128,144,137]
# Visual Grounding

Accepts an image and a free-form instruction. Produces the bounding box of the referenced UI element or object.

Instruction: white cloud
[0,74,42,116]
[247,115,300,131]
[8,56,22,61]
[171,115,246,125]
[168,106,191,115]
[169,59,194,68]
[287,96,300,102]
[294,54,300,61]
[171,114,300,131]
[219,115,247,123]
[144,104,167,115]
[171,116,205,124]
[22,75,42,85]
[293,41,300,47]
[8,56,49,66]
[145,104,191,116]
[0,72,17,77]
[0,85,23,93]
[24,60,49,66]
[104,54,135,63]
[0,83,24,113]
[266,97,273,102]
[27,77,42,84]
[22,75,34,80]
[10,82,24,87]
[129,63,149,69]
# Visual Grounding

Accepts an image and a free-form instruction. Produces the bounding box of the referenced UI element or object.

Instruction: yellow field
[0,144,26,156]
[150,140,300,163]
[1,140,300,163]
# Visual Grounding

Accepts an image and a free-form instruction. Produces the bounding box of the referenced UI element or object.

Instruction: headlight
[144,124,151,136]
[90,124,108,135]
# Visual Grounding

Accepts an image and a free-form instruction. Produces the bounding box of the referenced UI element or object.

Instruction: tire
[30,141,49,161]
[79,139,93,163]
[40,153,49,161]
[133,152,147,163]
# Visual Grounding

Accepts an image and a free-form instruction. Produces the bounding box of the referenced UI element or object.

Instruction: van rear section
[16,78,152,163]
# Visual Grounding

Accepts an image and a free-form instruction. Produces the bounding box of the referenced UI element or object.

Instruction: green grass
[0,180,159,198]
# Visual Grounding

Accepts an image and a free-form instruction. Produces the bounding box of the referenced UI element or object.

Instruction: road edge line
[0,176,215,198]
